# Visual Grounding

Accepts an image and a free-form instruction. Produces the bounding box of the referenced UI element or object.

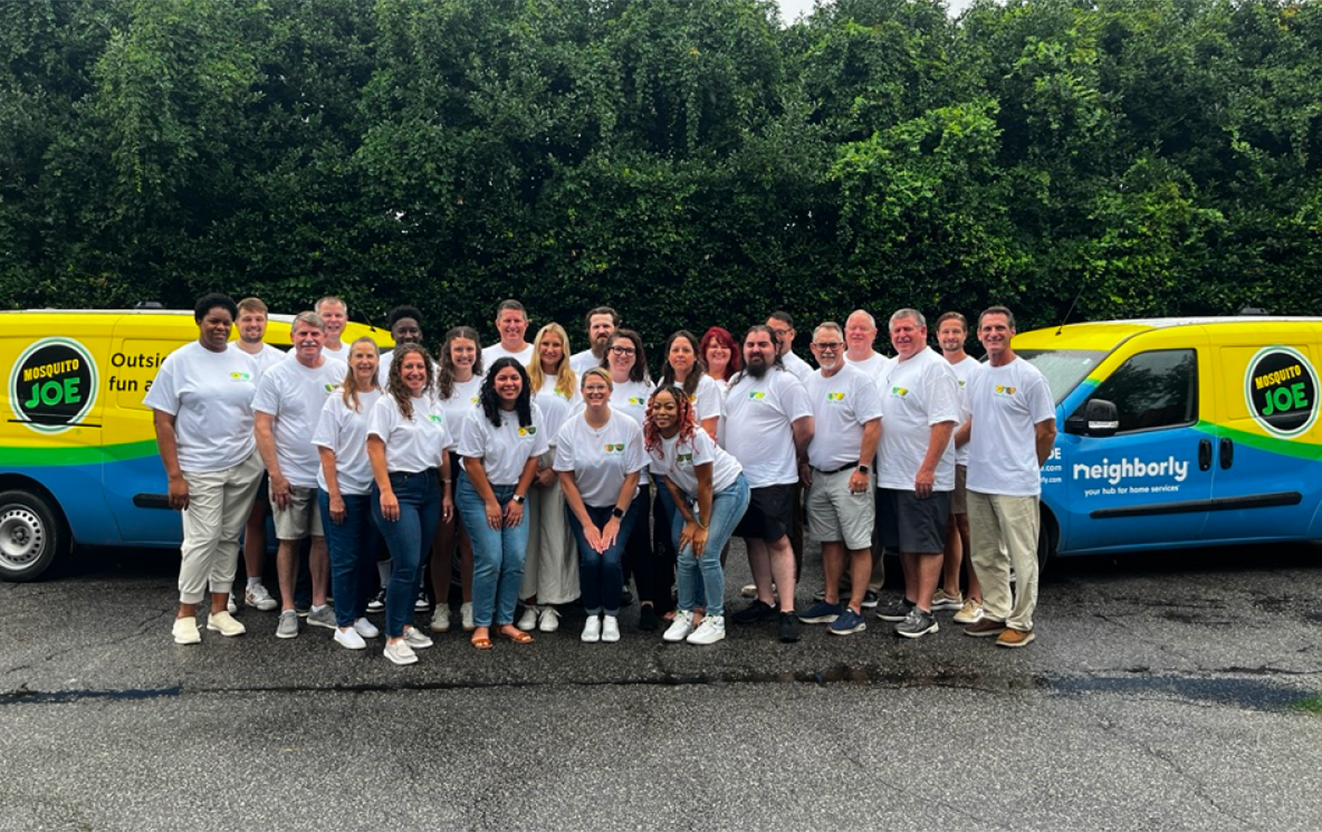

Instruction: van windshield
[1016,349,1108,405]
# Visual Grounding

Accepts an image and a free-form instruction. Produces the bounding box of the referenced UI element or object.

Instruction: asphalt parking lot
[3,542,1322,831]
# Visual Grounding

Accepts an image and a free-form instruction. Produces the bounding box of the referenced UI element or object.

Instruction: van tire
[0,489,70,582]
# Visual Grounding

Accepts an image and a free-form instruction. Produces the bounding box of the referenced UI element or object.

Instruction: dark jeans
[568,502,640,615]
[370,470,440,638]
[317,489,380,627]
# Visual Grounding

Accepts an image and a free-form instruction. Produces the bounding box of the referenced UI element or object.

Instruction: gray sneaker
[276,610,299,639]
[895,607,939,639]
[306,606,336,630]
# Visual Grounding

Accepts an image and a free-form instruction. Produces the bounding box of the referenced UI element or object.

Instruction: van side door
[1199,326,1322,542]
[1060,332,1214,553]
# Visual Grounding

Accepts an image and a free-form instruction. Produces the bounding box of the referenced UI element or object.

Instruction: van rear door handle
[1219,437,1234,470]
[1198,438,1212,471]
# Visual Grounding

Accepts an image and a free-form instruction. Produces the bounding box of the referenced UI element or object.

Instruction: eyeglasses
[812,342,843,351]
[610,346,636,356]
[770,328,791,338]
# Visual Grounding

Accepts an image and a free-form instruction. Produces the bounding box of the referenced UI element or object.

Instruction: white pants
[178,452,264,604]
[967,490,1040,632]
[520,452,578,604]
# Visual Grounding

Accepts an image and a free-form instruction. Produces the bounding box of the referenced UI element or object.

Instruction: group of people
[148,292,1055,666]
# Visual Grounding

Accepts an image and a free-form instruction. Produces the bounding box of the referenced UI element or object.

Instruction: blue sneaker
[798,601,843,624]
[829,608,867,635]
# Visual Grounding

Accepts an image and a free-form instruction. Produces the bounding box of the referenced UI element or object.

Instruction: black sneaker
[779,611,802,643]
[620,587,634,607]
[895,607,939,639]
[366,588,386,614]
[860,590,880,609]
[638,605,659,632]
[732,599,777,625]
[875,598,915,622]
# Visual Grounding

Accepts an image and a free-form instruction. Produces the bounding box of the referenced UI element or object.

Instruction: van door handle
[1219,437,1234,470]
[1198,438,1212,471]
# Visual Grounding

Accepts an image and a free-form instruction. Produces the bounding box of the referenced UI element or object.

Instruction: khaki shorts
[951,464,968,515]
[806,467,875,550]
[272,484,324,540]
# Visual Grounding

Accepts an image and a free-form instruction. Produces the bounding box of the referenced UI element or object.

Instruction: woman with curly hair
[456,357,547,649]
[367,344,454,665]
[645,386,749,646]
[519,323,580,632]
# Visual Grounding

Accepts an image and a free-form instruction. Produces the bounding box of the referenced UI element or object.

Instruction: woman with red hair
[699,326,741,392]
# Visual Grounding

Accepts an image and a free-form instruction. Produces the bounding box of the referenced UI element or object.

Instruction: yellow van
[1014,316,1322,562]
[1,309,393,581]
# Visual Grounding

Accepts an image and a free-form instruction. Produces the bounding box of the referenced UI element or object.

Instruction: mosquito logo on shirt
[628,397,645,406]
[826,392,845,403]
[604,442,625,454]
[995,385,1017,397]
[748,391,765,400]
[229,371,252,382]
[891,386,909,397]
[677,451,694,466]
[323,383,335,392]
[428,414,443,424]
[518,426,538,439]
[958,380,966,388]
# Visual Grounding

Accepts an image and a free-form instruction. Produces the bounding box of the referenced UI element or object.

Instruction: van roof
[1016,316,1322,352]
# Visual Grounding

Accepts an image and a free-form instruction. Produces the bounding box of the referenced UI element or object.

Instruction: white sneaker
[353,617,380,639]
[244,583,278,612]
[334,626,367,650]
[276,610,299,639]
[430,606,451,633]
[402,626,433,650]
[226,595,238,615]
[461,601,475,632]
[953,598,985,625]
[205,610,246,637]
[517,605,539,632]
[581,615,601,643]
[663,611,695,642]
[740,583,758,598]
[538,606,560,633]
[383,639,417,666]
[687,615,726,645]
[601,615,620,643]
[172,616,201,645]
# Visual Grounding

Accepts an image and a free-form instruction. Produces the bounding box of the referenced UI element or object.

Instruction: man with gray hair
[315,296,349,358]
[797,322,882,635]
[253,311,348,639]
[872,308,960,639]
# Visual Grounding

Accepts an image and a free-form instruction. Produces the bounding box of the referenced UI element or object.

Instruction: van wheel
[0,489,69,582]
[1037,508,1058,578]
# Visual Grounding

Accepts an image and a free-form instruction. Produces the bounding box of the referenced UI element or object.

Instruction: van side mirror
[1066,399,1120,437]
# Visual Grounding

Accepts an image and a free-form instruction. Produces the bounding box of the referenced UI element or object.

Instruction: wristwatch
[512,494,526,505]
[611,506,625,519]
[857,464,871,475]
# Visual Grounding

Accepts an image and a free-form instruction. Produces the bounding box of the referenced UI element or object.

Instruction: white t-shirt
[681,374,725,424]
[569,349,602,376]
[947,355,983,466]
[437,376,483,447]
[313,389,383,495]
[482,342,534,367]
[238,342,286,376]
[458,402,549,486]
[804,365,883,471]
[648,428,742,498]
[846,351,893,385]
[875,348,960,492]
[322,340,348,359]
[535,376,581,446]
[724,368,812,488]
[553,411,647,507]
[966,357,1055,497]
[366,392,454,475]
[252,356,349,488]
[606,378,654,484]
[782,351,813,381]
[143,342,259,473]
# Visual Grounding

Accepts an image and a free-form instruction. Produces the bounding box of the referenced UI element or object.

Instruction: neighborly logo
[826,392,845,402]
[677,452,694,465]
[604,442,624,453]
[628,397,645,406]
[9,337,98,434]
[748,391,765,400]
[230,371,252,382]
[995,385,1017,396]
[518,426,538,437]
[1245,346,1318,438]
[429,414,444,424]
[891,386,909,397]
[323,383,335,392]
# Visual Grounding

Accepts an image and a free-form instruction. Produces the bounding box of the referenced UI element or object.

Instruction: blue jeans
[567,502,640,616]
[672,474,750,619]
[456,477,529,628]
[317,489,380,627]
[370,470,440,638]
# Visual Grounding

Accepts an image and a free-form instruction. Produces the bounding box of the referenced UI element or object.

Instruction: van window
[1018,349,1108,404]
[1075,349,1198,432]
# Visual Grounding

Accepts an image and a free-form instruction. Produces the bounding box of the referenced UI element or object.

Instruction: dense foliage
[3,0,1320,350]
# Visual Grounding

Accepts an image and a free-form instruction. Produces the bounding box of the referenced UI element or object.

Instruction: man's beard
[746,358,769,379]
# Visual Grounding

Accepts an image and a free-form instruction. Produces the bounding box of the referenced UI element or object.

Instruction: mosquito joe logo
[1244,346,1318,438]
[10,338,98,433]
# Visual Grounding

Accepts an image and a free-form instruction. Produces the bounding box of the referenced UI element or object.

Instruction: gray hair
[889,308,926,329]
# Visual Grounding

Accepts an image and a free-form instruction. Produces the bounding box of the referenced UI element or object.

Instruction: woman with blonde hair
[518,323,581,632]
[312,336,384,649]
